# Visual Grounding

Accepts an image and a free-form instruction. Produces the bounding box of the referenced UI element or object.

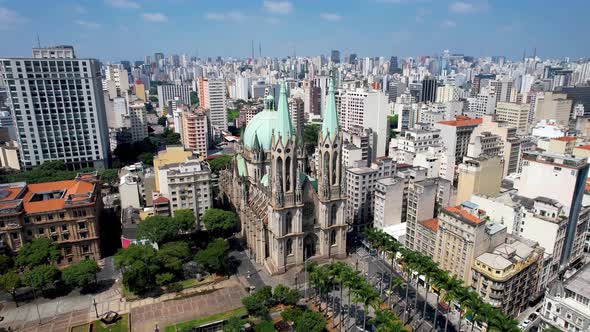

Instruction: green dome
[243,82,293,150]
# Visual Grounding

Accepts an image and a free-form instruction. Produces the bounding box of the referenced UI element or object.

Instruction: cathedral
[220,78,347,275]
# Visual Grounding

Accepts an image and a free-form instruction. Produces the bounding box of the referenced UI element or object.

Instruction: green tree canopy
[157,116,167,126]
[114,244,161,294]
[100,169,119,185]
[16,237,60,268]
[282,308,325,332]
[137,216,179,244]
[149,96,159,103]
[0,254,14,271]
[209,155,234,173]
[23,265,60,290]
[62,259,100,289]
[190,91,199,106]
[242,294,269,318]
[158,241,191,274]
[0,271,22,303]
[174,209,196,231]
[202,208,237,238]
[194,238,229,274]
[272,284,299,306]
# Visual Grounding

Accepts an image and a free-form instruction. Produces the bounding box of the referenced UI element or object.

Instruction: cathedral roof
[243,81,293,150]
[321,78,339,141]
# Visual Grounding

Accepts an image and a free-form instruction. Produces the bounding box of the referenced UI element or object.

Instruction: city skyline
[0,0,589,61]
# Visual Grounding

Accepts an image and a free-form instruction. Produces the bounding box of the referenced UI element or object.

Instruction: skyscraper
[330,50,340,64]
[421,76,438,103]
[0,46,109,170]
[389,56,398,74]
[199,78,227,132]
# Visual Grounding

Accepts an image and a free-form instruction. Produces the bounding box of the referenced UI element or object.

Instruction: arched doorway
[303,233,319,259]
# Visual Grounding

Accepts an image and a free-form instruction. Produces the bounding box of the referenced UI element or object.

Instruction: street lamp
[93,298,99,318]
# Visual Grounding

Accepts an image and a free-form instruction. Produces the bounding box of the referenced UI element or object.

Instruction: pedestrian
[155,323,160,332]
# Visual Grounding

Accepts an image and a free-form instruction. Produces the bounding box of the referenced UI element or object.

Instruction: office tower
[555,86,590,117]
[154,52,164,65]
[534,92,572,127]
[519,151,589,268]
[434,116,482,165]
[157,84,191,112]
[421,76,438,103]
[181,107,209,158]
[0,46,109,170]
[338,89,389,157]
[472,236,543,317]
[288,96,304,137]
[471,73,496,96]
[234,74,250,101]
[489,79,513,103]
[103,64,129,99]
[388,56,398,74]
[128,101,148,142]
[345,158,394,228]
[0,173,102,266]
[330,50,340,64]
[496,102,530,133]
[456,156,503,204]
[470,116,521,176]
[373,177,405,230]
[541,265,590,331]
[405,177,451,256]
[199,78,227,132]
[434,206,507,285]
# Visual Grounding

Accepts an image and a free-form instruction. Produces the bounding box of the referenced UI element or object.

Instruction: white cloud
[449,1,489,14]
[441,19,457,28]
[75,19,101,29]
[142,12,168,23]
[263,1,293,14]
[0,7,27,30]
[105,0,140,9]
[205,11,248,22]
[320,13,342,22]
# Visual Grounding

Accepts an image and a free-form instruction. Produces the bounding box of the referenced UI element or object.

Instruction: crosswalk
[356,246,369,258]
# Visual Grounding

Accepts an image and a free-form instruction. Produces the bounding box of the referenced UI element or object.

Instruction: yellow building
[547,136,576,155]
[573,144,590,158]
[153,146,194,192]
[134,81,146,102]
[472,236,543,317]
[496,102,530,133]
[456,156,504,205]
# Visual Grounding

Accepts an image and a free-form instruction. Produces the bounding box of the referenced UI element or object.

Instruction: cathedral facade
[220,79,347,274]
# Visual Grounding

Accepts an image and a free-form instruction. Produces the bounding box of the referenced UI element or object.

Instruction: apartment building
[456,156,503,204]
[470,115,521,176]
[157,83,190,112]
[373,177,405,229]
[434,116,482,166]
[198,78,227,132]
[392,128,442,165]
[181,107,209,158]
[0,173,101,266]
[119,162,156,209]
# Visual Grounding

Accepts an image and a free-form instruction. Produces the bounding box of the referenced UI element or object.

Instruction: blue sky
[0,0,588,62]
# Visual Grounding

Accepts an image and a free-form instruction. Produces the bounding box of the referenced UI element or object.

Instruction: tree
[157,116,167,126]
[0,254,14,271]
[62,259,100,289]
[23,265,60,290]
[273,284,299,306]
[158,241,191,275]
[16,237,60,268]
[303,123,320,154]
[224,316,243,332]
[0,271,22,304]
[292,311,325,332]
[202,208,237,238]
[155,272,175,286]
[242,294,269,318]
[174,209,196,231]
[190,91,199,106]
[209,155,234,173]
[138,152,154,166]
[353,284,380,331]
[100,169,119,185]
[370,309,404,332]
[114,244,161,294]
[149,96,159,103]
[137,216,179,244]
[194,238,229,274]
[253,321,275,332]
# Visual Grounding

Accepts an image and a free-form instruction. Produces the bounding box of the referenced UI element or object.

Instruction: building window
[285,212,293,234]
[330,204,337,226]
[78,222,86,230]
[330,230,337,246]
[82,245,89,253]
[286,238,293,255]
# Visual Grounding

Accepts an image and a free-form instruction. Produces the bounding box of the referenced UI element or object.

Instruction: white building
[202,79,227,132]
[0,46,110,169]
[157,84,191,112]
[373,177,405,229]
[103,64,129,99]
[392,128,442,165]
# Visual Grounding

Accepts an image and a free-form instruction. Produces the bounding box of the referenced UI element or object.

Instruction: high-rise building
[434,116,482,165]
[181,107,209,158]
[496,102,530,133]
[490,79,513,103]
[421,77,438,103]
[388,56,398,74]
[198,78,227,132]
[288,96,304,137]
[157,84,191,112]
[373,177,405,230]
[456,156,503,205]
[330,50,340,64]
[103,64,129,99]
[555,86,590,117]
[128,101,148,142]
[0,46,109,170]
[534,92,572,127]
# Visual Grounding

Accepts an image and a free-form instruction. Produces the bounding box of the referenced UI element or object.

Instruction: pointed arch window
[332,152,338,185]
[286,156,292,191]
[330,230,337,246]
[286,238,293,255]
[276,156,283,182]
[285,212,293,234]
[330,204,337,226]
[323,151,330,183]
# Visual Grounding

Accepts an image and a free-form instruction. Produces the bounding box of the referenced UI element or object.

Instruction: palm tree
[488,312,520,332]
[370,309,405,332]
[459,290,481,332]
[399,248,418,324]
[343,268,364,331]
[384,240,402,308]
[328,261,347,330]
[441,276,463,332]
[353,284,381,332]
[448,283,469,332]
[430,270,450,330]
[417,255,438,320]
[476,302,497,332]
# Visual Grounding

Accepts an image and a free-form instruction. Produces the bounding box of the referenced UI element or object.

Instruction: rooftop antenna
[533,47,537,60]
[259,42,262,58]
[36,33,41,48]
[251,40,254,59]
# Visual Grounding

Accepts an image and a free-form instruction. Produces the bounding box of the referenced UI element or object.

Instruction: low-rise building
[0,173,101,266]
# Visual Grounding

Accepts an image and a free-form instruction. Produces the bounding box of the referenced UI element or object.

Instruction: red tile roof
[153,196,169,204]
[437,116,482,127]
[553,136,576,142]
[420,218,439,232]
[22,180,94,214]
[576,144,590,151]
[444,206,482,224]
